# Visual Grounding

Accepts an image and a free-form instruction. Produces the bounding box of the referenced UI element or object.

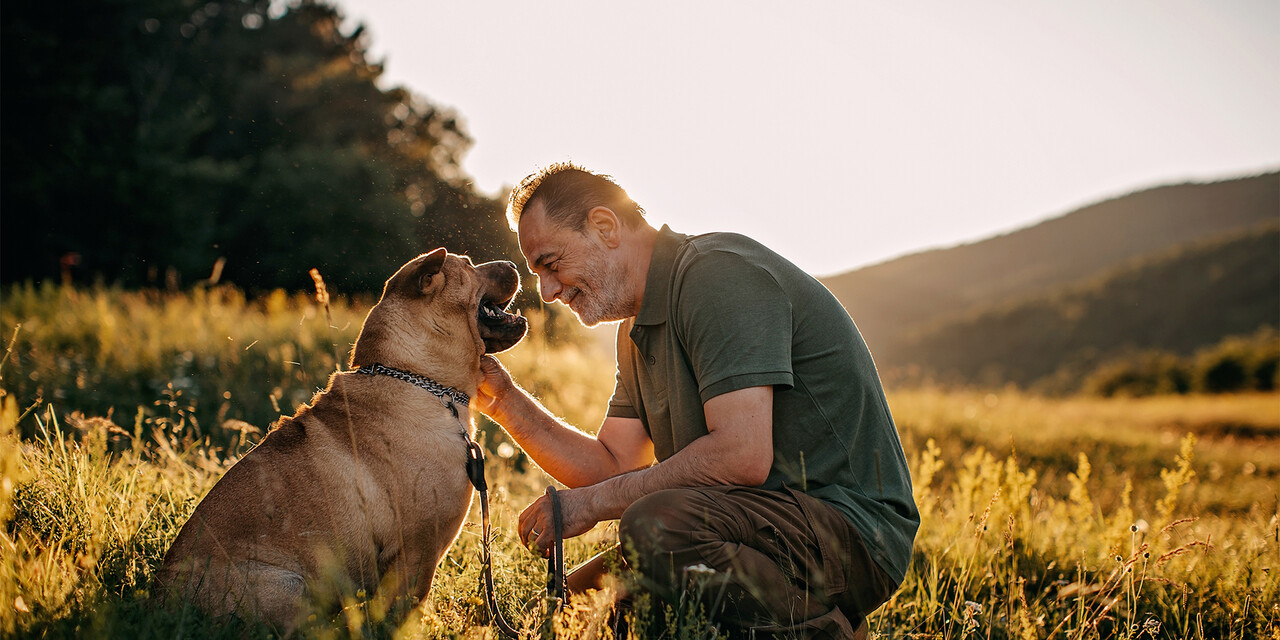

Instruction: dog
[156,249,527,633]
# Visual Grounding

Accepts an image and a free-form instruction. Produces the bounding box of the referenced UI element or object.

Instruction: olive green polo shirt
[607,225,919,584]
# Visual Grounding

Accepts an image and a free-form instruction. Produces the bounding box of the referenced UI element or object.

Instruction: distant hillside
[881,223,1279,389]
[823,172,1279,353]
[820,171,1280,389]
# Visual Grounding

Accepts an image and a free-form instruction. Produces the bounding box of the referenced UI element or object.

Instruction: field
[1,284,1278,639]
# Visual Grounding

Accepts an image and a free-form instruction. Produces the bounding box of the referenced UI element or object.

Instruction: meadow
[1,284,1277,639]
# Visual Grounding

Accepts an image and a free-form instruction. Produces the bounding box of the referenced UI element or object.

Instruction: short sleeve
[607,321,641,419]
[606,365,639,419]
[674,250,794,402]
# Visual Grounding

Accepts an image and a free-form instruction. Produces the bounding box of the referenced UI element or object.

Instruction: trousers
[617,485,896,639]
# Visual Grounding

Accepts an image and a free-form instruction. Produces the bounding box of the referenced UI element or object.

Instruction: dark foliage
[1084,328,1278,397]
[2,0,517,293]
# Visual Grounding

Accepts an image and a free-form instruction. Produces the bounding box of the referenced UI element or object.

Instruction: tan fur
[155,250,526,633]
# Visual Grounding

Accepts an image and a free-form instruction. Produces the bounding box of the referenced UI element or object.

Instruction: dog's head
[351,249,528,370]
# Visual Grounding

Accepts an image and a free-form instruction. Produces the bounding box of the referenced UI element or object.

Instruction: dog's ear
[417,248,448,293]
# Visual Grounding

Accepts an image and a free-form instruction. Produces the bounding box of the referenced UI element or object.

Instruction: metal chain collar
[354,363,471,411]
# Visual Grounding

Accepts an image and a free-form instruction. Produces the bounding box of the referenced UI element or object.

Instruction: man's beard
[566,244,635,327]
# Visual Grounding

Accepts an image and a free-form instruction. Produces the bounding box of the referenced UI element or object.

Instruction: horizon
[337,0,1280,276]
[832,166,1279,274]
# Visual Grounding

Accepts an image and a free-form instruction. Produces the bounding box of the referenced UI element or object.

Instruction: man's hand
[518,488,599,557]
[474,355,515,417]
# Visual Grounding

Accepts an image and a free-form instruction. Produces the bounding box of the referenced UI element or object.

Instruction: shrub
[1192,327,1278,394]
[1083,351,1190,397]
[1082,327,1278,396]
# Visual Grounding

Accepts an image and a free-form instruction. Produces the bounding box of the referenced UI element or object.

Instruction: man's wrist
[581,469,641,522]
[483,383,528,427]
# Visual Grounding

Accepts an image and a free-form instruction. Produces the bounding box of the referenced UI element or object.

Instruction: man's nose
[538,275,561,304]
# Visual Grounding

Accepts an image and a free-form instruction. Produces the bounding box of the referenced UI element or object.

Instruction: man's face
[518,201,633,327]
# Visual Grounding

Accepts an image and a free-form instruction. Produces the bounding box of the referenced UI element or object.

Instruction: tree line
[2,0,517,293]
[1083,327,1279,397]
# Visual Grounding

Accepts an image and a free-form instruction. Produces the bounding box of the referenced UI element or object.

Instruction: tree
[2,0,517,292]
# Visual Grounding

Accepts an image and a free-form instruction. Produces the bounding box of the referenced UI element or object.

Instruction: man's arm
[475,355,655,488]
[520,385,774,553]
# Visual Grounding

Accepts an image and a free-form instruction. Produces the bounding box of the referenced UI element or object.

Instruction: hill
[820,172,1280,389]
[883,223,1280,388]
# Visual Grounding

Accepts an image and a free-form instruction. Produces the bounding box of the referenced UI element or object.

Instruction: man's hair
[506,162,647,232]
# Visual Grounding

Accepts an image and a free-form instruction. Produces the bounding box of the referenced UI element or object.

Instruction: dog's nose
[477,259,518,274]
[478,260,521,295]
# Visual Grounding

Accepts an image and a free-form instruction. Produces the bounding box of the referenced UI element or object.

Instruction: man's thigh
[619,485,892,630]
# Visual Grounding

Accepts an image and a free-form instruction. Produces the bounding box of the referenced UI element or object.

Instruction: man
[474,163,918,639]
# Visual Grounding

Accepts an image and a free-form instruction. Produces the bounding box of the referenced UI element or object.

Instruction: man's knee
[619,488,700,559]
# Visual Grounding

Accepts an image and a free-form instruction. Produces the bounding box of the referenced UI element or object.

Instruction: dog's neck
[353,363,471,411]
[348,351,480,396]
[348,316,482,394]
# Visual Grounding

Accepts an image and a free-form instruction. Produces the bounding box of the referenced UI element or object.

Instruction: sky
[335,0,1279,277]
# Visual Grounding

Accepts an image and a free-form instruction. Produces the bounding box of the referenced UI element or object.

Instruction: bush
[1192,327,1278,394]
[1083,327,1278,396]
[1083,351,1190,397]
[1197,351,1249,393]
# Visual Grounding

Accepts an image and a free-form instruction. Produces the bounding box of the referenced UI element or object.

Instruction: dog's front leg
[371,551,436,623]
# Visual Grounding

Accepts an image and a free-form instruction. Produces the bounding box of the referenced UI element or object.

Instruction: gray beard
[570,246,636,327]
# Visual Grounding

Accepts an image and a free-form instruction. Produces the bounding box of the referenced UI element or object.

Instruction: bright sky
[337,0,1279,276]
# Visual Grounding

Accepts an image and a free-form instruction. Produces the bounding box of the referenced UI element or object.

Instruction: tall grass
[1,282,365,447]
[2,285,1277,638]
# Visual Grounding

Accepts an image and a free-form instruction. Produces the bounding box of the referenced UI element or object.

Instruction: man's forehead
[517,201,553,268]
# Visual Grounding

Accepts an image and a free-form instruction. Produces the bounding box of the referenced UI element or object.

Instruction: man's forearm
[484,384,630,488]
[578,424,770,521]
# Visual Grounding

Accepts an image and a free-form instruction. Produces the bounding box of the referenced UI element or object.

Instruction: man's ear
[586,206,622,248]
[417,248,447,293]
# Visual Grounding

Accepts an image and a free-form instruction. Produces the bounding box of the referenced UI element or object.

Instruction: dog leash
[468,444,569,638]
[356,364,566,638]
[465,439,523,638]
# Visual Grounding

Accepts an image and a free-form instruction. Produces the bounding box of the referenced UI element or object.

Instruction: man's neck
[624,223,660,317]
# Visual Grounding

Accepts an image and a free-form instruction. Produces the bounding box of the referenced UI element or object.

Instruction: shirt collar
[634,224,687,326]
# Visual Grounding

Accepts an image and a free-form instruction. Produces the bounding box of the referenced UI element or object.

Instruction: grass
[1,283,1278,638]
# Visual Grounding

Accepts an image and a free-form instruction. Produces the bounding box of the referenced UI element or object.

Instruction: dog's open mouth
[478,295,527,353]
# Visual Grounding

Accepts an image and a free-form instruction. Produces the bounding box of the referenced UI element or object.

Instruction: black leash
[356,364,566,638]
[468,438,568,639]
[545,486,567,604]
[466,440,524,638]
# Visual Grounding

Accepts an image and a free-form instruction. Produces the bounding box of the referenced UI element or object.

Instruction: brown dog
[156,249,527,632]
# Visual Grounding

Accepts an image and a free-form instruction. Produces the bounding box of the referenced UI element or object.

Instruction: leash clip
[465,440,487,492]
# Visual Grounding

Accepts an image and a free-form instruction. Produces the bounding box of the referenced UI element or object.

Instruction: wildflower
[962,601,983,632]
[683,564,717,576]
